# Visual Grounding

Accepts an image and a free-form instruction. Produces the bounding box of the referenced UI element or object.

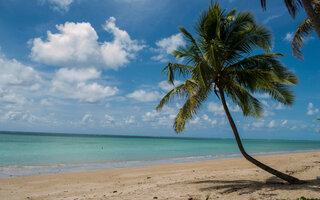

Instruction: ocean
[1,132,320,177]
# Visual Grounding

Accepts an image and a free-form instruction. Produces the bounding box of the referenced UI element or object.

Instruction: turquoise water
[1,132,320,169]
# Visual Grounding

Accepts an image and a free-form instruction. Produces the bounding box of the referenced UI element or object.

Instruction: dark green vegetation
[157,2,303,183]
[260,0,320,60]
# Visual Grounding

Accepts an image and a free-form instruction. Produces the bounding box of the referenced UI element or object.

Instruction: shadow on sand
[190,177,320,196]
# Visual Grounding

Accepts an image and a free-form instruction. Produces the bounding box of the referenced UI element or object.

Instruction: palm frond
[224,81,263,118]
[156,79,198,111]
[291,1,319,60]
[162,63,193,84]
[260,0,302,18]
[174,86,210,133]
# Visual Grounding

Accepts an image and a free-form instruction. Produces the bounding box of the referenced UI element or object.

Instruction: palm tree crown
[157,2,297,133]
[157,2,302,184]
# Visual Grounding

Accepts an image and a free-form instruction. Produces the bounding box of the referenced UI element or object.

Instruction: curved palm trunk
[301,0,320,38]
[219,89,303,184]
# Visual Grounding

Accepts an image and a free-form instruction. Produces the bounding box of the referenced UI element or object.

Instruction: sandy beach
[0,152,319,200]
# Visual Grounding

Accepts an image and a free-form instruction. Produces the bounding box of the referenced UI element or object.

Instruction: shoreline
[0,152,319,200]
[1,149,320,178]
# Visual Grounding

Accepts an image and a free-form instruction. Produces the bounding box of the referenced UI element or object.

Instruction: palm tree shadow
[190,177,320,195]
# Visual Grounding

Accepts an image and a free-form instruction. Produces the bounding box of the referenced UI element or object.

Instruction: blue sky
[0,0,319,140]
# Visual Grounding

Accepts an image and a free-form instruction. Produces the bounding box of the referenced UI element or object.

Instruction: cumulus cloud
[51,68,118,103]
[152,33,185,62]
[31,17,145,70]
[0,53,41,108]
[307,102,319,115]
[0,89,27,105]
[126,90,161,102]
[0,55,41,90]
[101,17,145,69]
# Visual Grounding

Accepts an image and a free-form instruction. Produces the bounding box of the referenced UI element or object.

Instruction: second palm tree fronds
[260,0,320,38]
[292,0,319,60]
[157,2,303,184]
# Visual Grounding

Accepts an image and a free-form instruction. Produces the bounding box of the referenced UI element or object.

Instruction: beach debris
[147,176,151,179]
[113,190,117,193]
[317,176,320,180]
[153,197,158,199]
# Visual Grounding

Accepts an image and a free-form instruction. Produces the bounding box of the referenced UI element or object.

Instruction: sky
[0,0,319,140]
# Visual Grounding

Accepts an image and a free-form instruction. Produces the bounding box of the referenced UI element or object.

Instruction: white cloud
[190,116,200,125]
[230,105,241,112]
[0,89,27,105]
[31,17,145,70]
[124,115,136,125]
[284,32,294,42]
[104,114,115,124]
[52,68,118,103]
[101,17,145,69]
[252,120,265,128]
[202,114,217,125]
[281,120,288,126]
[0,55,41,89]
[264,110,275,117]
[3,111,37,123]
[142,106,177,127]
[263,14,282,24]
[127,90,161,102]
[142,110,160,122]
[267,120,276,128]
[0,53,41,108]
[208,102,224,116]
[41,0,74,11]
[152,33,185,62]
[307,102,319,115]
[158,80,182,91]
[31,21,100,67]
[207,102,240,116]
[55,68,100,83]
[81,113,93,123]
[275,103,285,110]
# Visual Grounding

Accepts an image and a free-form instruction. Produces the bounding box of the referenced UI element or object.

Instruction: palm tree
[291,1,319,60]
[157,2,303,184]
[260,0,320,38]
